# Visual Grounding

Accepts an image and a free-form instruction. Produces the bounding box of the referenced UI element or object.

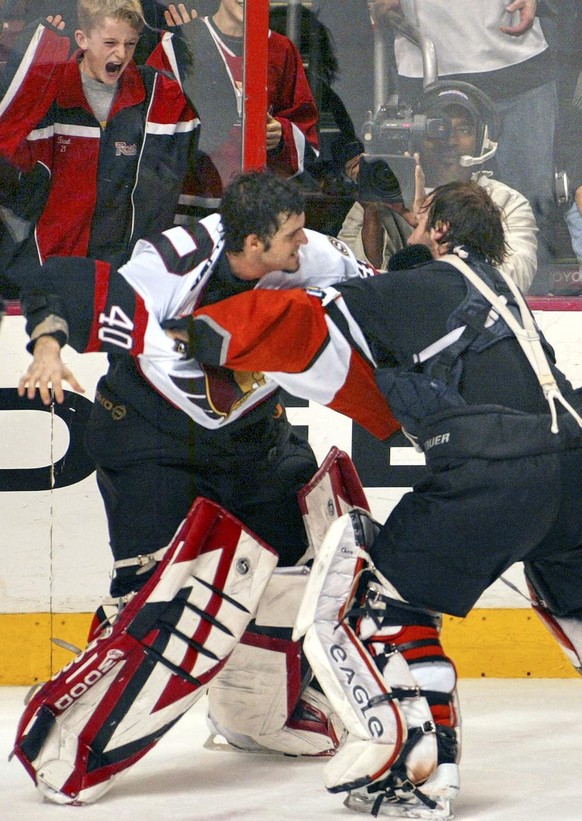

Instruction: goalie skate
[345,790,454,820]
[344,761,458,819]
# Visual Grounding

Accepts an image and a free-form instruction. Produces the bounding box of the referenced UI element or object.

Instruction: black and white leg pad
[12,498,278,804]
[294,509,440,796]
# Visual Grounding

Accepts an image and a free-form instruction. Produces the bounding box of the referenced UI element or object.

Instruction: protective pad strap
[294,511,407,792]
[298,446,370,559]
[13,498,278,804]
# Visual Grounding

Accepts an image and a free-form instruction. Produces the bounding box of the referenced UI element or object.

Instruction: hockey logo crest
[170,364,268,421]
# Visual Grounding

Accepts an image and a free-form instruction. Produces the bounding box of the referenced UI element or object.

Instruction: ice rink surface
[1,679,581,821]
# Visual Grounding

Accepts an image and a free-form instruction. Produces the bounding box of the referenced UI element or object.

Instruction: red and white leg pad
[206,566,344,756]
[12,498,278,804]
[527,581,582,674]
[298,445,371,560]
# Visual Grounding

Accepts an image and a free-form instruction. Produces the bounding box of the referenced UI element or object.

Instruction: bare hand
[164,4,198,27]
[17,336,85,406]
[46,15,66,30]
[369,0,402,26]
[266,113,283,151]
[344,153,363,183]
[499,0,536,36]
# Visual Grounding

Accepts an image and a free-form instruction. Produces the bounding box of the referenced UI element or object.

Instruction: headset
[420,81,500,168]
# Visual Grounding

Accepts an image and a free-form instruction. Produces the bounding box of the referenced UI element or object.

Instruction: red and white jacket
[0,21,199,266]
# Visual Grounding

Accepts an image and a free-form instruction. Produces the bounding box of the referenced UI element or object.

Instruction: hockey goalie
[10,448,458,817]
[12,448,582,817]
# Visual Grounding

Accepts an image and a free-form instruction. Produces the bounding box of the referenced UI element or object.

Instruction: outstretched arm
[18,335,84,405]
[192,288,400,440]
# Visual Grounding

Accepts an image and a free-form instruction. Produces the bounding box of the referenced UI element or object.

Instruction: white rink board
[1,307,581,614]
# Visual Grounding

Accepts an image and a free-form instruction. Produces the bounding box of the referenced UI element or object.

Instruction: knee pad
[12,498,278,805]
[294,509,459,819]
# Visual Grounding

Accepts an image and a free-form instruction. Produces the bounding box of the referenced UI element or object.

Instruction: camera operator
[339,83,538,290]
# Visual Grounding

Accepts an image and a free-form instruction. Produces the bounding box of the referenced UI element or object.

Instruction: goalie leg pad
[207,566,344,756]
[13,497,278,805]
[294,510,410,793]
[298,446,371,560]
[294,509,459,817]
[527,579,582,674]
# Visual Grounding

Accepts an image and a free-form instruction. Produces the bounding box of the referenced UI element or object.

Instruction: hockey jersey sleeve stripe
[0,23,69,164]
[86,260,114,353]
[328,350,400,440]
[130,293,150,356]
[85,261,151,355]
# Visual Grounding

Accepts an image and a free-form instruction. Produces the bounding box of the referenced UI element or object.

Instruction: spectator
[339,82,538,290]
[370,0,557,270]
[164,0,319,218]
[0,0,199,295]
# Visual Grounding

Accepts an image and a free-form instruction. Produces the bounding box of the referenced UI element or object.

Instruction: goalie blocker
[12,498,278,805]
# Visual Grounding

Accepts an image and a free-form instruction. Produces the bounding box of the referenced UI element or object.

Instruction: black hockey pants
[84,382,317,596]
[369,405,582,617]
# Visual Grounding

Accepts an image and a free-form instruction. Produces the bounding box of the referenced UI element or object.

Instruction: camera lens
[371,160,402,198]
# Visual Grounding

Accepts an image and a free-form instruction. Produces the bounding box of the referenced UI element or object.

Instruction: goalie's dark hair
[221,170,305,252]
[423,180,507,266]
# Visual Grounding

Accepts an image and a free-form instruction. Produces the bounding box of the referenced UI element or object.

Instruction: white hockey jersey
[45,213,376,430]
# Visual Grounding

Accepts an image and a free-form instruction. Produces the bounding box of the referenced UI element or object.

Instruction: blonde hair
[77,0,145,34]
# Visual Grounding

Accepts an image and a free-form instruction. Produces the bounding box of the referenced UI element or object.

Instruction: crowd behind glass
[0,0,581,297]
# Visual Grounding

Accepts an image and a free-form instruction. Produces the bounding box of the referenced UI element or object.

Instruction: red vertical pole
[242,0,269,170]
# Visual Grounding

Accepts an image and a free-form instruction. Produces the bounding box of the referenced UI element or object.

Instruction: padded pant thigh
[524,447,582,617]
[201,427,318,567]
[525,552,582,618]
[369,454,561,617]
